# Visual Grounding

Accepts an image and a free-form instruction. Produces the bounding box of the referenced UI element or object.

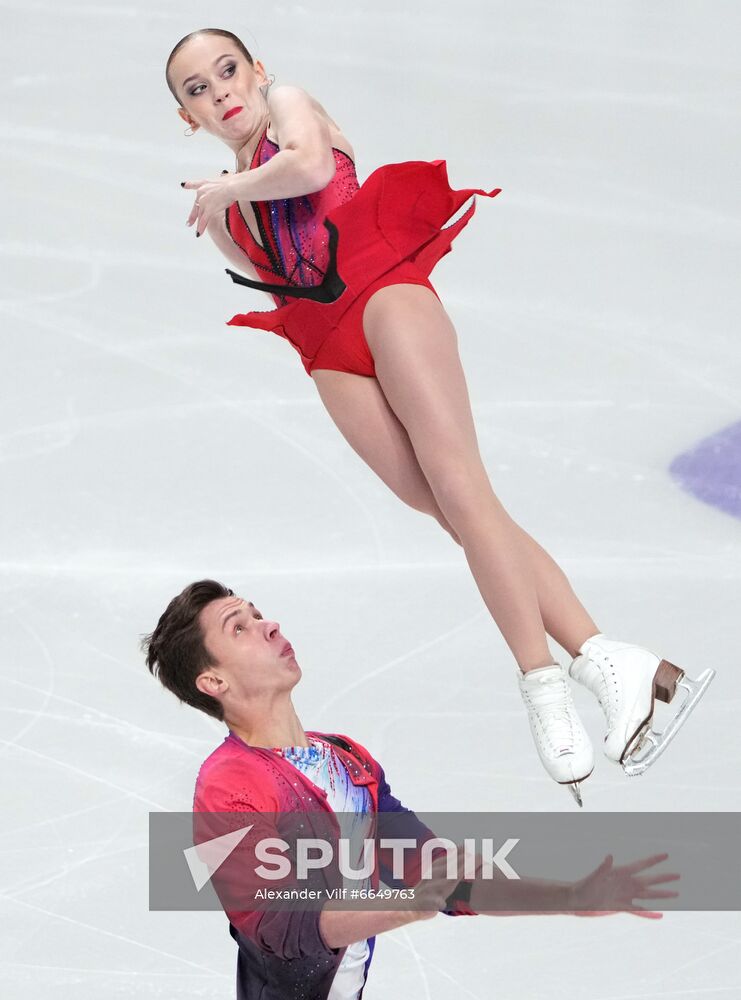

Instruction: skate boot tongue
[525,665,570,703]
[522,666,576,750]
[525,664,565,684]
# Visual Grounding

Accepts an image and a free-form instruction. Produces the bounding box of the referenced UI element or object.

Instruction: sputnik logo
[184,824,254,891]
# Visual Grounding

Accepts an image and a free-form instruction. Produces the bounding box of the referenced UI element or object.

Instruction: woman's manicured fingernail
[221,169,229,175]
[196,231,200,238]
[180,181,185,187]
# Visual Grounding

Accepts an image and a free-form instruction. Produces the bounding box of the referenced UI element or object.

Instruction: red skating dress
[224,127,501,377]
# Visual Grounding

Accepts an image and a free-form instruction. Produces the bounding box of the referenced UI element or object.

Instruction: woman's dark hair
[142,579,235,721]
[165,28,254,104]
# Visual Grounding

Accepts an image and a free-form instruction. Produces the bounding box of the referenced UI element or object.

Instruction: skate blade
[559,765,592,807]
[622,668,715,777]
[567,782,584,807]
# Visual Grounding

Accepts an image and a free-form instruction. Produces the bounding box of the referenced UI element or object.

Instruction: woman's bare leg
[313,363,598,663]
[364,284,599,671]
[512,527,598,658]
[313,370,460,541]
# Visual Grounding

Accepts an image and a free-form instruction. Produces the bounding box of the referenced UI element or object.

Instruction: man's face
[196,596,300,706]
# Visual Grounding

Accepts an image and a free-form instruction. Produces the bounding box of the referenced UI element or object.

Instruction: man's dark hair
[142,579,234,721]
[165,28,255,104]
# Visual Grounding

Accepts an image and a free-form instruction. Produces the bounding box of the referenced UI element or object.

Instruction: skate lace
[530,677,576,751]
[587,651,618,725]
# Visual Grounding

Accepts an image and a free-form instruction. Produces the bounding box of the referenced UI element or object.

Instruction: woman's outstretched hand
[571,852,680,919]
[181,172,236,236]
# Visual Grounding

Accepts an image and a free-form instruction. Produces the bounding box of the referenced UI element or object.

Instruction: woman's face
[171,33,268,141]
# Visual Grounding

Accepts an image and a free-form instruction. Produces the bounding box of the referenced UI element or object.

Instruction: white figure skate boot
[569,634,715,776]
[518,664,594,806]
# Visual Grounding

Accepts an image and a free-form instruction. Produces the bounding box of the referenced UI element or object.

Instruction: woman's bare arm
[184,86,345,238]
[234,86,338,200]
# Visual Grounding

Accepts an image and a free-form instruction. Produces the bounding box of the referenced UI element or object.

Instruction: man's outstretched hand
[571,852,680,919]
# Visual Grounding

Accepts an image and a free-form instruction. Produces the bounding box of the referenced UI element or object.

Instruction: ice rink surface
[2,1,740,997]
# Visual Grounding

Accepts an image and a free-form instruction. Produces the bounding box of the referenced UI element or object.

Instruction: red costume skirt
[226,160,501,377]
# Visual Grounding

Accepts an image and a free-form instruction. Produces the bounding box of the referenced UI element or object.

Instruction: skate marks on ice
[2,0,740,997]
[670,420,741,520]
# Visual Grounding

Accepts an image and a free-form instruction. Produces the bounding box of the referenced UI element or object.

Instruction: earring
[184,125,195,136]
[259,74,276,99]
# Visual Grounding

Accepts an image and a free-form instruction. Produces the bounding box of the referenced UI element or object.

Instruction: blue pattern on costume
[277,736,372,1000]
[277,736,371,847]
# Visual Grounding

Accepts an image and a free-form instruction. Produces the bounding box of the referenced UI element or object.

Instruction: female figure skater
[165,28,712,804]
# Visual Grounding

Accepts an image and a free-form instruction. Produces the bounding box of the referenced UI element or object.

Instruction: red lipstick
[222,106,243,121]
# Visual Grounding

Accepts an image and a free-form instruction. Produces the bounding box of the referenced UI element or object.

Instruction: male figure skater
[143,580,677,1000]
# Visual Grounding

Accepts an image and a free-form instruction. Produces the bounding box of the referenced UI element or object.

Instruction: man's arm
[319,852,468,949]
[318,908,425,950]
[195,765,340,961]
[371,766,676,919]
